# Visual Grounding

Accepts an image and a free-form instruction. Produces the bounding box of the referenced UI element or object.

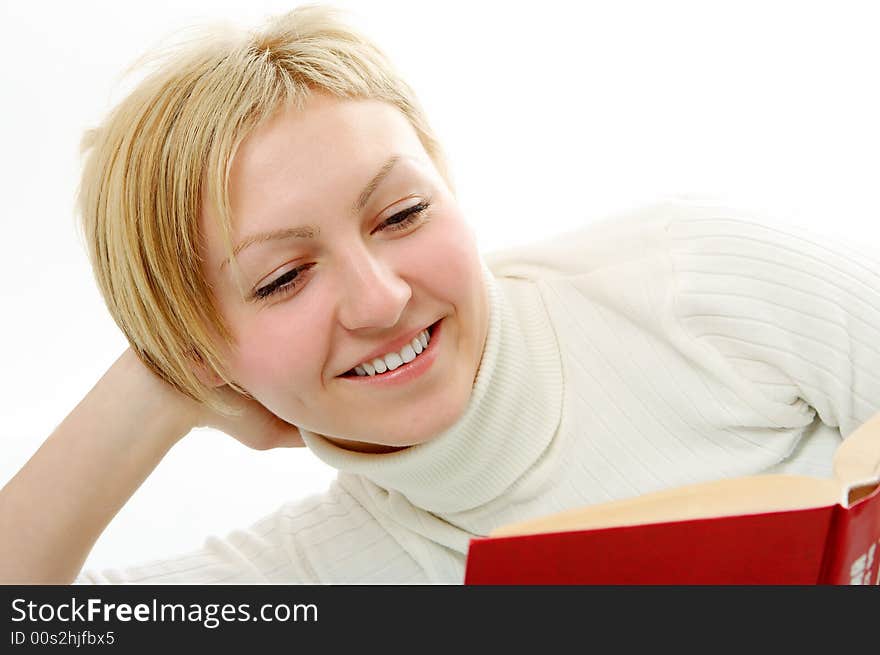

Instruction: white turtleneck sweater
[76,198,880,584]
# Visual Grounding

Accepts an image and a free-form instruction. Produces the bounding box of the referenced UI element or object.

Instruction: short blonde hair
[77,4,448,414]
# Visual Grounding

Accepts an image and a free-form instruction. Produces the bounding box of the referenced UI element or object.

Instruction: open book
[465,413,880,585]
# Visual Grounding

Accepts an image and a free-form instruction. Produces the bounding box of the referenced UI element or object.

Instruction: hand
[194,386,306,451]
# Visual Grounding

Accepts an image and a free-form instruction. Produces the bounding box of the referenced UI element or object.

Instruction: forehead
[201,94,427,248]
[231,94,422,208]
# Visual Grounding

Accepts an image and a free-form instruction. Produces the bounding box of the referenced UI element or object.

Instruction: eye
[250,200,431,304]
[252,263,315,302]
[373,201,431,234]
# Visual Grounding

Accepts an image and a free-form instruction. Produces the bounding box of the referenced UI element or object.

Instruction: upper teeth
[353,329,431,376]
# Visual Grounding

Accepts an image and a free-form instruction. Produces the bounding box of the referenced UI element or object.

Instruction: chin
[336,390,471,451]
[394,390,472,446]
[322,345,479,452]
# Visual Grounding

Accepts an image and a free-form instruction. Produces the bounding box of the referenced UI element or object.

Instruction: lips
[339,320,440,378]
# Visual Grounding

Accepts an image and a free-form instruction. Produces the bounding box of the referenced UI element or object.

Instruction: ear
[187,351,226,388]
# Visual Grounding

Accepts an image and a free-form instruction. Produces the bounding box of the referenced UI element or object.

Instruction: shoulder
[483,193,877,283]
[665,196,880,309]
[480,194,764,283]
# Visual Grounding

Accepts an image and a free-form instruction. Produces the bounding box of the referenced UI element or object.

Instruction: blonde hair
[77,4,448,414]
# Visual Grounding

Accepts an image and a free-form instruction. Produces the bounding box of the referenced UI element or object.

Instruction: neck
[322,436,409,454]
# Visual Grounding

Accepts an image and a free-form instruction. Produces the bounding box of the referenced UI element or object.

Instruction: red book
[465,414,880,585]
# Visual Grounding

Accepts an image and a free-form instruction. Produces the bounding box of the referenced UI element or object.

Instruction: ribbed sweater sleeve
[667,204,880,441]
[74,480,427,584]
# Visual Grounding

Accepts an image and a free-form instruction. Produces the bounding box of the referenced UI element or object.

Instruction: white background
[1,0,879,573]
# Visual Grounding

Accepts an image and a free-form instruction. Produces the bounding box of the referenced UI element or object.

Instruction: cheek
[230,303,328,393]
[406,213,481,300]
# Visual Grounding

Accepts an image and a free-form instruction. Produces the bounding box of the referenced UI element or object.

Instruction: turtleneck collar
[299,258,564,514]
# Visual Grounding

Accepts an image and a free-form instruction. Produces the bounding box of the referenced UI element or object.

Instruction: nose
[335,247,412,331]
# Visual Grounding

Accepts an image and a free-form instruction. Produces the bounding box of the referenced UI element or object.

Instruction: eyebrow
[221,155,401,270]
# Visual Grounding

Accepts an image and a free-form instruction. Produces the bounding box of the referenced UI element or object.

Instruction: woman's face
[200,93,489,452]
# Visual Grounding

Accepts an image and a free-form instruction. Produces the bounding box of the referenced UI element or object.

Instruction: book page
[833,411,880,504]
[489,474,840,538]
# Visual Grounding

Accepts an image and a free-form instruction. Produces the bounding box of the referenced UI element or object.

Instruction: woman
[1,4,878,584]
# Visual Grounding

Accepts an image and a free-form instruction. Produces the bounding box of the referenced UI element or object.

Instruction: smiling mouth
[339,320,440,378]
